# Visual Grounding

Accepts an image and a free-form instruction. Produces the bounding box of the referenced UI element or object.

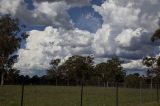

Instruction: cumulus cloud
[92,26,158,59]
[122,59,148,75]
[14,27,93,75]
[92,0,160,59]
[122,59,146,70]
[0,0,92,28]
[13,0,160,75]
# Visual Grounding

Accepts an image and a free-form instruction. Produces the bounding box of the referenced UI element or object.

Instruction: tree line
[0,15,160,87]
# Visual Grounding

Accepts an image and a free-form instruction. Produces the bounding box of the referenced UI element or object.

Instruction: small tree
[47,59,61,85]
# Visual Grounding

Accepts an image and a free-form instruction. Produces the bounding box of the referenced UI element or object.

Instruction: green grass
[0,85,159,106]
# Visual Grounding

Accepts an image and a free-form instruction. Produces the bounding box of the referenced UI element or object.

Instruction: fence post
[139,80,142,105]
[116,82,119,106]
[157,83,159,104]
[80,79,84,106]
[21,77,24,106]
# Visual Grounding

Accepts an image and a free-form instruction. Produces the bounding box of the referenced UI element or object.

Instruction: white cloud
[92,24,117,56]
[122,59,146,70]
[92,0,160,58]
[115,28,146,48]
[14,26,93,75]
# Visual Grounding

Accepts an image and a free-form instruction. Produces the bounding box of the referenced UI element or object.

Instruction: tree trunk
[1,71,4,86]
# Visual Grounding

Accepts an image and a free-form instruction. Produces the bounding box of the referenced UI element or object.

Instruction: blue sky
[91,0,104,6]
[24,0,104,33]
[68,6,103,33]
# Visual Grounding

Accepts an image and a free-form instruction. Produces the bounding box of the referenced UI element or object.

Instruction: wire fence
[0,82,159,106]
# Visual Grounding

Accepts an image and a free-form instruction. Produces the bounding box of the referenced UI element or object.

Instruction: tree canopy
[46,56,125,85]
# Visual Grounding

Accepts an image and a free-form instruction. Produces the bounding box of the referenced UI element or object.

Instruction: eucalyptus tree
[62,55,94,85]
[0,15,22,86]
[95,57,125,86]
[95,62,108,86]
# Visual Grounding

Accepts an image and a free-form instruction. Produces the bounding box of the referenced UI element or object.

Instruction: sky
[0,0,160,76]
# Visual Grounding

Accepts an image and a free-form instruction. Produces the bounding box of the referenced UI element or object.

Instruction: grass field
[0,85,159,106]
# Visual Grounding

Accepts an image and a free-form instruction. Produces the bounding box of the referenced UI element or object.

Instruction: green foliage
[0,15,21,58]
[0,15,21,67]
[63,55,94,81]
